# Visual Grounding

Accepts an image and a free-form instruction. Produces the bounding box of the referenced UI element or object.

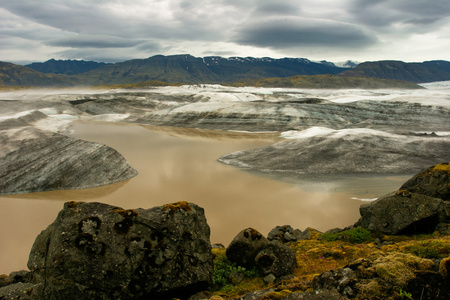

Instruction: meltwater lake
[0,121,410,273]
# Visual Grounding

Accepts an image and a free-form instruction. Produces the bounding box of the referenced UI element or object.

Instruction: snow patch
[281,127,400,140]
[351,197,378,202]
[0,110,36,120]
[89,114,130,122]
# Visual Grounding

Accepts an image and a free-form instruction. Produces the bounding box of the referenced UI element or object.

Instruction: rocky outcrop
[400,162,450,200]
[218,127,450,175]
[268,225,300,243]
[311,252,448,300]
[355,191,447,235]
[267,225,319,243]
[27,201,213,299]
[0,111,137,195]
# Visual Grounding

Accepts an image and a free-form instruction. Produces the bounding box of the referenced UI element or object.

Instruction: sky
[1,0,450,65]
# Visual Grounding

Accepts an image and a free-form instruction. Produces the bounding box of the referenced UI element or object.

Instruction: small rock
[296,228,322,240]
[263,274,276,284]
[212,243,225,249]
[284,232,297,242]
[293,229,303,240]
[229,270,245,284]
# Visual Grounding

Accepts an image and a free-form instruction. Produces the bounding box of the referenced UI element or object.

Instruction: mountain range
[1,54,449,88]
[62,54,350,85]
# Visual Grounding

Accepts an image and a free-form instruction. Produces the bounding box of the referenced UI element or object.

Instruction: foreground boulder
[226,228,270,269]
[400,162,450,200]
[27,201,213,299]
[227,228,297,278]
[255,242,297,277]
[355,191,447,235]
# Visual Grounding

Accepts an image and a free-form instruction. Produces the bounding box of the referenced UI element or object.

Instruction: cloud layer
[1,0,449,64]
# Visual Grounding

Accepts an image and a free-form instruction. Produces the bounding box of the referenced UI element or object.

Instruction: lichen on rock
[26,201,213,299]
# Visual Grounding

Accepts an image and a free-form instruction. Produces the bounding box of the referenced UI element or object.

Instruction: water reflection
[3,180,129,201]
[0,121,409,274]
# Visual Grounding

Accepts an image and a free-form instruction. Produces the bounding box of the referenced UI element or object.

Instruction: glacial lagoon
[0,121,410,273]
[2,83,448,274]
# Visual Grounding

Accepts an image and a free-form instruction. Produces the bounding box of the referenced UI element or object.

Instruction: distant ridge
[26,59,109,75]
[73,54,349,85]
[340,60,450,83]
[0,61,76,87]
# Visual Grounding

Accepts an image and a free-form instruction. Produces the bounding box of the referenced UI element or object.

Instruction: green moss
[321,227,373,244]
[355,280,383,299]
[374,252,434,287]
[403,240,450,259]
[261,290,292,300]
[211,249,259,289]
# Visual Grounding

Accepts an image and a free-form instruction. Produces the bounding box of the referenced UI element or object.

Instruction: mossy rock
[439,257,450,281]
[354,280,383,299]
[400,162,450,200]
[373,252,434,287]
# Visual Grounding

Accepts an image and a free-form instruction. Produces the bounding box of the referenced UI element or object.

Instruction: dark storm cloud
[1,1,116,33]
[234,17,377,49]
[1,0,449,63]
[349,0,450,29]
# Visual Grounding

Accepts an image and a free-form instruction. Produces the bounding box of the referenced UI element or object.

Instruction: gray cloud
[234,17,378,49]
[56,48,138,63]
[1,0,449,63]
[47,35,144,49]
[349,0,450,29]
[252,0,302,16]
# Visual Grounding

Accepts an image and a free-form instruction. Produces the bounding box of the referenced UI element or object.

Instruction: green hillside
[0,62,77,87]
[340,60,450,83]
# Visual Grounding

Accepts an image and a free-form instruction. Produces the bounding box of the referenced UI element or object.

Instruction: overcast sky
[1,0,450,64]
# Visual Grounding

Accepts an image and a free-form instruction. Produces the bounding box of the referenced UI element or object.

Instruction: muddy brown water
[0,121,410,274]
